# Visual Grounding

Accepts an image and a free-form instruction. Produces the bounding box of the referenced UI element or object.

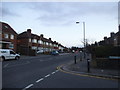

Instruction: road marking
[22,70,59,89]
[5,61,30,68]
[55,70,59,72]
[3,63,9,68]
[36,78,44,83]
[45,74,50,78]
[23,84,33,90]
[51,72,56,74]
[57,65,117,81]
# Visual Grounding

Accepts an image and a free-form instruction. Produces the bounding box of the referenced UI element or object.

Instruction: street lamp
[76,21,91,73]
[76,21,86,59]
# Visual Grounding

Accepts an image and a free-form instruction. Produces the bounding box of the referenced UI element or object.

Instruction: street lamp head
[76,21,80,24]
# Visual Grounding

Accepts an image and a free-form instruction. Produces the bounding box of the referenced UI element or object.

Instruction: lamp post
[76,21,86,59]
[76,21,91,72]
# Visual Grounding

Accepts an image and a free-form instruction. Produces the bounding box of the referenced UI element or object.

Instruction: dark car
[51,51,59,55]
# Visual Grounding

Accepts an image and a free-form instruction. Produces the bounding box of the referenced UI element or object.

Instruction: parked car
[51,51,59,55]
[0,49,20,61]
[37,50,43,54]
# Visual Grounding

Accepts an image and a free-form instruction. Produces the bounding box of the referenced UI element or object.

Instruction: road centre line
[51,72,56,74]
[36,78,44,83]
[3,63,9,68]
[23,70,59,89]
[23,84,33,90]
[45,74,50,78]
[55,70,59,72]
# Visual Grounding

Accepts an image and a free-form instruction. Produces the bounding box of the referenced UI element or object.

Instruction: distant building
[0,22,17,52]
[17,29,65,55]
[98,25,120,47]
[0,22,66,55]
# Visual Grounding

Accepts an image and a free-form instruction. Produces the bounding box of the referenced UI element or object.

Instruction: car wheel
[15,56,19,60]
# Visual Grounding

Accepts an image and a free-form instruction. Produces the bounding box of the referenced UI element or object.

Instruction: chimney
[104,37,107,40]
[40,34,44,37]
[110,32,115,37]
[49,38,51,41]
[27,29,31,33]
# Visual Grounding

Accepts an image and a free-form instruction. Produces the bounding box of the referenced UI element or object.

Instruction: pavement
[58,57,120,80]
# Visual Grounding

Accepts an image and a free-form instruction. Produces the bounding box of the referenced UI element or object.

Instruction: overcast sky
[0,1,119,47]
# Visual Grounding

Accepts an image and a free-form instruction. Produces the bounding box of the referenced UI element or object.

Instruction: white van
[0,49,20,61]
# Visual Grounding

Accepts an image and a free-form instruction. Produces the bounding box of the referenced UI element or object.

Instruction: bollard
[74,56,77,64]
[80,55,82,61]
[87,59,90,73]
[80,52,82,61]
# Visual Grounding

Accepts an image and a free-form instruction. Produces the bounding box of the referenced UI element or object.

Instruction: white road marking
[45,74,50,78]
[3,63,9,68]
[51,72,56,74]
[5,61,30,68]
[22,70,59,89]
[55,70,59,72]
[23,84,33,90]
[36,78,44,83]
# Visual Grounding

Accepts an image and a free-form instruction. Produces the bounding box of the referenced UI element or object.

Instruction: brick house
[17,29,39,55]
[17,29,32,55]
[98,25,120,47]
[0,22,17,52]
[17,29,64,55]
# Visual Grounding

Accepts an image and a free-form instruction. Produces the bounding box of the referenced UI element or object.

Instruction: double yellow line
[57,64,118,81]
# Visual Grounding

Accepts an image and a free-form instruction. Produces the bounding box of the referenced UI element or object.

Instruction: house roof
[0,22,17,35]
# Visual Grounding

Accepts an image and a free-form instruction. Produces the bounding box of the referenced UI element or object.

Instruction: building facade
[0,22,17,52]
[17,29,65,55]
[98,25,120,47]
[0,22,66,55]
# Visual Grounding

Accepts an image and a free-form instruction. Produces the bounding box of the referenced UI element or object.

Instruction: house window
[5,25,8,29]
[4,34,9,39]
[32,39,37,43]
[38,40,42,44]
[50,43,52,46]
[29,38,31,42]
[9,44,14,49]
[46,42,49,45]
[10,34,14,39]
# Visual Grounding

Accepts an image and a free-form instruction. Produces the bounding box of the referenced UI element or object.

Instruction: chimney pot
[40,34,44,37]
[110,32,115,37]
[27,29,31,33]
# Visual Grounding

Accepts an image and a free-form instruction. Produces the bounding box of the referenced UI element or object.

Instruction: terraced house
[17,29,65,56]
[0,22,17,52]
[0,22,65,55]
[98,25,120,47]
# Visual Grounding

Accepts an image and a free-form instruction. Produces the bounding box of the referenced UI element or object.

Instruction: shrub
[94,46,120,58]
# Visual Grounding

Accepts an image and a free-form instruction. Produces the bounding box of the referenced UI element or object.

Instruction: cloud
[27,2,117,26]
[1,6,20,17]
[2,2,117,26]
[118,1,120,24]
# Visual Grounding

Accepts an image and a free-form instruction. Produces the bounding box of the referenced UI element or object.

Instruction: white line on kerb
[23,84,33,90]
[45,74,50,78]
[36,78,44,83]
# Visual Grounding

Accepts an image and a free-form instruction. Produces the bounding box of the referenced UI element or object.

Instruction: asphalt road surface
[2,53,118,89]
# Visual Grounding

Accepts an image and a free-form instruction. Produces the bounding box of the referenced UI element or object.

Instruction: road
[2,53,118,89]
